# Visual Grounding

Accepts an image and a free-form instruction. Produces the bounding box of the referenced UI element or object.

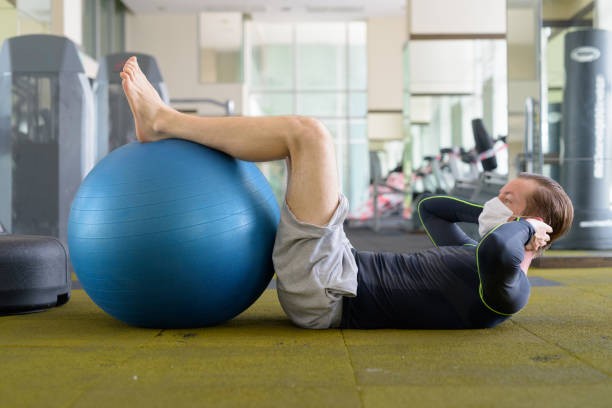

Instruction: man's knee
[288,116,334,155]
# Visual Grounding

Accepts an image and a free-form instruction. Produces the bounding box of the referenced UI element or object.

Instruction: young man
[120,57,574,330]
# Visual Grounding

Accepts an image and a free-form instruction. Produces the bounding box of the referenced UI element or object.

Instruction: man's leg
[120,56,339,226]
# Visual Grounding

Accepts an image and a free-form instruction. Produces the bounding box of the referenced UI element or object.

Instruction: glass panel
[256,161,286,206]
[321,119,348,195]
[82,0,96,57]
[349,91,367,117]
[296,23,346,90]
[403,92,411,118]
[247,22,293,90]
[245,21,369,208]
[112,0,125,53]
[249,93,293,116]
[348,22,367,90]
[199,12,243,83]
[100,0,110,57]
[349,119,369,209]
[296,92,345,117]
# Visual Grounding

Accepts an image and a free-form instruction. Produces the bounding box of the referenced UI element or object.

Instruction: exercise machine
[0,34,95,241]
[448,119,507,205]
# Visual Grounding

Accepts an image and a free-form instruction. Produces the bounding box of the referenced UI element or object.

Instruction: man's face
[498,177,538,217]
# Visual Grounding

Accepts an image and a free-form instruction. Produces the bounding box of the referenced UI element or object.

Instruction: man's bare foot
[120,56,171,142]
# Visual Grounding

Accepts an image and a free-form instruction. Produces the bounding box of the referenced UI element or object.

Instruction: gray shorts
[272,195,358,329]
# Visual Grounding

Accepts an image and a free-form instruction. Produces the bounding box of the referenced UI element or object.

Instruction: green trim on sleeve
[417,195,484,247]
[475,223,514,316]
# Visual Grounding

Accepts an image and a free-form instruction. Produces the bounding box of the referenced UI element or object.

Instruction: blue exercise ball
[68,139,280,328]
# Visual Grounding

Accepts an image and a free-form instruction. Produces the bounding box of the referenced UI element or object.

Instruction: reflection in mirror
[541,0,594,179]
[506,0,541,177]
[406,39,508,175]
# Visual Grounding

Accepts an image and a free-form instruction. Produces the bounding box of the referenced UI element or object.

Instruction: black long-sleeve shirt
[340,195,535,329]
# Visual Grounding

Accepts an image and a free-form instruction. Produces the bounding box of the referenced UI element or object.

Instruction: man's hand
[525,219,553,251]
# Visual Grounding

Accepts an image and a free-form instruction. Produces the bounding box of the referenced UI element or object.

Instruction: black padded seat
[0,235,71,315]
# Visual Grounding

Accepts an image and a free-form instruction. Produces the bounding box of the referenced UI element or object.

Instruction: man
[119,56,574,330]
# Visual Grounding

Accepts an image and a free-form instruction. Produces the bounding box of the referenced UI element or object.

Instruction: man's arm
[417,195,483,247]
[476,219,535,315]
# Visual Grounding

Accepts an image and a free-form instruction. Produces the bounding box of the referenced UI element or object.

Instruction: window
[245,21,369,210]
[81,0,126,60]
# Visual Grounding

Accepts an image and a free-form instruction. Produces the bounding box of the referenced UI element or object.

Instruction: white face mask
[478,197,514,237]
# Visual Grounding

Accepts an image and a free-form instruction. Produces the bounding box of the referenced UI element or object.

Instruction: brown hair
[518,172,574,248]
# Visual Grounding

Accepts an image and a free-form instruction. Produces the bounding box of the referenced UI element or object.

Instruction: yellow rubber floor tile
[0,316,159,347]
[341,322,538,347]
[347,341,607,386]
[513,286,612,375]
[84,345,355,388]
[2,267,611,408]
[360,383,612,408]
[71,385,361,408]
[0,347,136,408]
[66,344,359,408]
[149,324,344,348]
[142,292,345,349]
[532,268,612,298]
[0,291,163,347]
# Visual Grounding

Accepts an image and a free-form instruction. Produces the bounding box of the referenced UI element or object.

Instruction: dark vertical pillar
[557,29,612,249]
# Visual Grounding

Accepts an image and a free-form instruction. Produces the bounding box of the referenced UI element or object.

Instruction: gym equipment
[555,29,612,249]
[411,120,506,205]
[170,97,235,116]
[448,119,507,205]
[0,235,71,315]
[409,119,507,238]
[68,139,280,328]
[421,155,452,194]
[0,35,95,242]
[94,53,169,160]
[348,151,408,231]
[410,156,444,197]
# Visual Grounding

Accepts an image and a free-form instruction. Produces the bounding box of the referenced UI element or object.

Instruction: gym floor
[1,226,611,408]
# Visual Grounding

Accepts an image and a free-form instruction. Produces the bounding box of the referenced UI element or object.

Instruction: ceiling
[121,0,406,19]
